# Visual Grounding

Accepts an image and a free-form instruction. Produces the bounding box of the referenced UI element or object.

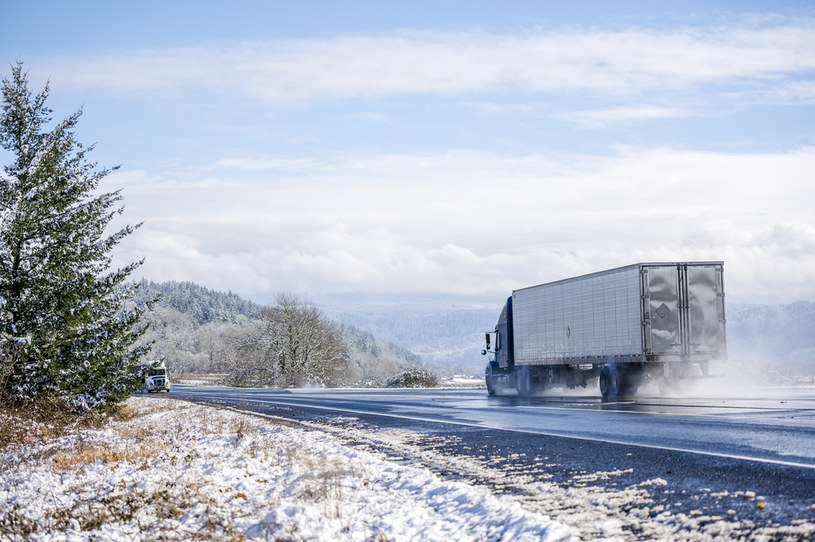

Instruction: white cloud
[745,80,815,106]
[111,146,815,303]
[31,17,815,104]
[553,106,694,128]
[65,13,815,304]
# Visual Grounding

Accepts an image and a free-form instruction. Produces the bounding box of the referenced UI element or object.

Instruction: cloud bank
[35,16,815,108]
[112,146,815,303]
[11,11,813,304]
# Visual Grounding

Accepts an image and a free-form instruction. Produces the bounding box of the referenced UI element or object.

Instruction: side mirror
[481,349,487,356]
[485,333,491,349]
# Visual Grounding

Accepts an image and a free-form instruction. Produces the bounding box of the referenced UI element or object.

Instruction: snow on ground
[3,397,813,541]
[1,397,573,541]
[297,416,815,541]
[439,375,484,388]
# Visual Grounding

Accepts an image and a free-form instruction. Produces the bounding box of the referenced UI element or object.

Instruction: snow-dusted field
[1,397,573,541]
[2,397,813,541]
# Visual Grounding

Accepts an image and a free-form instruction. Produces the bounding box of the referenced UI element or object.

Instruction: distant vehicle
[482,262,727,399]
[142,360,171,393]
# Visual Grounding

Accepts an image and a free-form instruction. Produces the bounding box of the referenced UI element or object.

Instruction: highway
[167,384,815,537]
[172,384,815,469]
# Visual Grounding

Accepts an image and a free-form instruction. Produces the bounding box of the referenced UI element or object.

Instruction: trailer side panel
[513,264,642,365]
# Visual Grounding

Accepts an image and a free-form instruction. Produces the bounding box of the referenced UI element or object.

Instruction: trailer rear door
[643,265,682,355]
[685,264,727,356]
[643,263,726,359]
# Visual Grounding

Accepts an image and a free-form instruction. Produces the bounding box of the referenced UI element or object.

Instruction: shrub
[381,369,439,389]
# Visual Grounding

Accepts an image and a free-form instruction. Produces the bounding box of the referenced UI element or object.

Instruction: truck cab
[142,361,171,393]
[482,297,515,395]
[492,297,514,369]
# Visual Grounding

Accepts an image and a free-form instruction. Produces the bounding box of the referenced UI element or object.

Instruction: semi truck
[141,360,171,393]
[482,262,727,399]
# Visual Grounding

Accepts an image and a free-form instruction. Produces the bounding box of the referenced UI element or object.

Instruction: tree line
[136,281,426,388]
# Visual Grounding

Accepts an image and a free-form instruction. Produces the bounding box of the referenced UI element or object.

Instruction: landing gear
[659,362,694,395]
[513,365,584,396]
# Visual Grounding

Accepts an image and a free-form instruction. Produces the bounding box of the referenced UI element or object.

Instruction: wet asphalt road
[171,384,815,467]
[165,384,815,537]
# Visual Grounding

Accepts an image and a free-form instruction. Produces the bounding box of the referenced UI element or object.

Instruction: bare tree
[218,320,268,387]
[259,293,347,387]
[224,292,348,388]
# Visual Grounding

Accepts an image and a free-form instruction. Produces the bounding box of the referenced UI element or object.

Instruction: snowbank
[0,397,573,541]
[4,397,812,541]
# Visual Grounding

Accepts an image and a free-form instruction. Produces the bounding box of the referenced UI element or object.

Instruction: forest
[133,280,428,387]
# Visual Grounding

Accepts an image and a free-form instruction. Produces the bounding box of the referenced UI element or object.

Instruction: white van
[142,361,171,393]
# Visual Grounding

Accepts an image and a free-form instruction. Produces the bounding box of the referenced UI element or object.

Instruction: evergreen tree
[0,63,150,408]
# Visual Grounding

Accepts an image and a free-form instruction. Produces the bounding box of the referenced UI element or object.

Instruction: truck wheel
[516,366,533,396]
[485,364,497,396]
[600,365,620,399]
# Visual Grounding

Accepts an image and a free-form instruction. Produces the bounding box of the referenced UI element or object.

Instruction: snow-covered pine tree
[0,63,151,408]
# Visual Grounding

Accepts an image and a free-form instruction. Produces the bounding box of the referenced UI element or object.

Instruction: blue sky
[2,1,815,305]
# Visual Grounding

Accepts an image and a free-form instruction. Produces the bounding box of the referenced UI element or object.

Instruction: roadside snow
[1,397,574,541]
[3,397,813,541]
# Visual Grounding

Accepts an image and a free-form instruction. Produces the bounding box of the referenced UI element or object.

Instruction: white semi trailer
[482,262,727,399]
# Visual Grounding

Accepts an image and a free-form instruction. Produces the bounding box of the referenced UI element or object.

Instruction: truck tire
[599,365,621,400]
[485,364,497,396]
[516,365,533,396]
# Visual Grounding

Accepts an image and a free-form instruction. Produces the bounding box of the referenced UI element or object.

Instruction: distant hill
[135,281,426,384]
[727,301,815,373]
[135,280,265,324]
[326,305,497,373]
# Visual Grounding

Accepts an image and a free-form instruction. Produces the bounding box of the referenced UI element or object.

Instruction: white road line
[189,394,815,471]
[515,404,776,420]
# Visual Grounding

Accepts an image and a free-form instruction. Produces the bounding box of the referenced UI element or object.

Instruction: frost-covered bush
[382,369,439,388]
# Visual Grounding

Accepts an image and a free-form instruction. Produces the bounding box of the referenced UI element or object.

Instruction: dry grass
[0,398,251,539]
[0,397,90,451]
[51,440,162,470]
[0,478,246,541]
[1,397,381,540]
[0,396,150,460]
